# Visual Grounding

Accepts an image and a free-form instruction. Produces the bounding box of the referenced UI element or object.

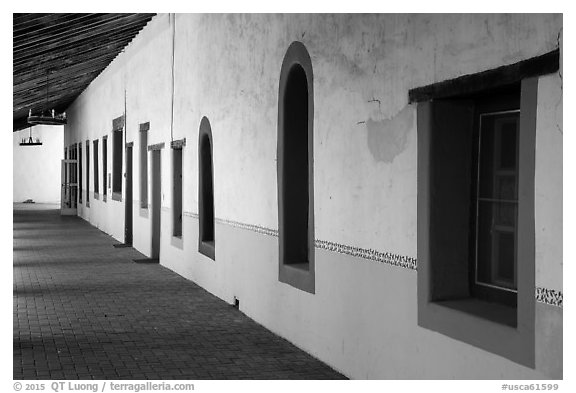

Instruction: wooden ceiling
[13,13,156,131]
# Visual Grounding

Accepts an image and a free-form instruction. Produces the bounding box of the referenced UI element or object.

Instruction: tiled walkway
[13,205,345,380]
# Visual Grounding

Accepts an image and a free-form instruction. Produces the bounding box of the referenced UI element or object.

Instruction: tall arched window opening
[277,41,315,294]
[198,117,215,260]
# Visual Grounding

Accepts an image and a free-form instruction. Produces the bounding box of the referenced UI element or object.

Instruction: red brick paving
[13,206,345,380]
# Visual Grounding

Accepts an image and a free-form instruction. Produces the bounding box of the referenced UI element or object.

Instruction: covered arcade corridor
[13,204,345,380]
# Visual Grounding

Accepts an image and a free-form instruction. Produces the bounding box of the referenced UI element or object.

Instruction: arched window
[277,41,315,293]
[198,117,215,260]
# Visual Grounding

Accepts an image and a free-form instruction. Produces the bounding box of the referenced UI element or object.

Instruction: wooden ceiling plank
[14,84,94,111]
[13,25,142,67]
[15,91,80,111]
[15,88,90,110]
[13,13,74,31]
[14,40,128,71]
[15,70,114,96]
[14,71,100,97]
[13,13,156,131]
[14,13,95,35]
[13,20,150,65]
[14,14,153,53]
[14,14,103,42]
[13,13,136,49]
[14,55,118,91]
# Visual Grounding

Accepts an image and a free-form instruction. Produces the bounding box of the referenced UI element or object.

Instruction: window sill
[418,298,532,367]
[279,262,315,294]
[284,262,310,272]
[199,240,215,260]
[435,297,517,328]
[171,236,183,249]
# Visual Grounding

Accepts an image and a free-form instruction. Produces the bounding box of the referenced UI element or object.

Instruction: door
[60,159,78,215]
[151,149,161,259]
[125,145,133,245]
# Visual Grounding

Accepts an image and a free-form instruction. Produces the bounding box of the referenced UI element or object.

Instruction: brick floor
[13,205,346,380]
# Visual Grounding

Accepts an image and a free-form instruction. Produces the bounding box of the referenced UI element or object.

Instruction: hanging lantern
[19,126,43,146]
[27,70,67,126]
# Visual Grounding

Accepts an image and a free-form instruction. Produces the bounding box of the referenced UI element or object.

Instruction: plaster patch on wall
[365,105,414,163]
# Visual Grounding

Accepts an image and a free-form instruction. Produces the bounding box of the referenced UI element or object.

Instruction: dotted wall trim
[214,218,278,237]
[314,239,417,270]
[188,215,562,306]
[535,287,563,308]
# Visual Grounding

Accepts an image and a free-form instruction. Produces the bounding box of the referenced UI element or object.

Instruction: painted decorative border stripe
[314,239,417,270]
[215,218,279,237]
[189,215,562,306]
[183,211,198,219]
[535,287,563,308]
[213,217,416,270]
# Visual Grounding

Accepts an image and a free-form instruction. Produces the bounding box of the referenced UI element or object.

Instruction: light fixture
[19,126,42,146]
[27,70,67,126]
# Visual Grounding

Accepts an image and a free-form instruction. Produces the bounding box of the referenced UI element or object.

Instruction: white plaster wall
[182,223,556,379]
[64,13,563,378]
[535,73,563,292]
[172,13,561,258]
[65,14,173,243]
[13,125,63,204]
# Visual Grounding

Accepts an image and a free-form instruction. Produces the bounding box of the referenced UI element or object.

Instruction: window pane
[499,120,517,169]
[496,175,516,201]
[497,232,515,282]
[476,200,518,290]
[475,110,519,292]
[478,112,519,200]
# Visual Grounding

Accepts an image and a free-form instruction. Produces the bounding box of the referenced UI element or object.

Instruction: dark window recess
[172,147,183,237]
[102,136,107,197]
[86,141,90,204]
[140,129,148,208]
[93,139,99,194]
[425,84,521,320]
[113,128,123,195]
[415,75,539,368]
[69,144,77,207]
[277,41,315,294]
[64,147,68,182]
[198,117,215,260]
[282,65,310,268]
[79,143,83,203]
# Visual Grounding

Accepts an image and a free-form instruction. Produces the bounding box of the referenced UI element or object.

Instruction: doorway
[124,145,133,245]
[151,149,161,259]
